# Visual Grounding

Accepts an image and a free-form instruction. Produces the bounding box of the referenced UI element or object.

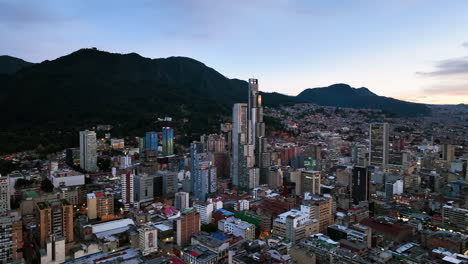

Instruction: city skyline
[1,1,468,104]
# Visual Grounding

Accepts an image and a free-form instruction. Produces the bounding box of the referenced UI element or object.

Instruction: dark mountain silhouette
[296,83,430,116]
[0,48,300,154]
[0,55,34,74]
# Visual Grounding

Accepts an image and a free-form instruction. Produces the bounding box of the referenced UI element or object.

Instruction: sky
[1,0,467,104]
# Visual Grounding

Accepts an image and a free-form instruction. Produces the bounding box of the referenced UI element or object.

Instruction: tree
[40,178,54,193]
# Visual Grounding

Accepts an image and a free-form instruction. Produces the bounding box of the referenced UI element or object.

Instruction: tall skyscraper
[369,123,389,167]
[162,127,174,155]
[145,132,158,152]
[191,142,217,201]
[79,130,97,172]
[247,78,266,167]
[121,172,134,211]
[0,176,10,214]
[351,166,370,205]
[231,103,248,189]
[231,79,264,191]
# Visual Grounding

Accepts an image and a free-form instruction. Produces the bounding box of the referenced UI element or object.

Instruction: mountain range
[0,48,430,154]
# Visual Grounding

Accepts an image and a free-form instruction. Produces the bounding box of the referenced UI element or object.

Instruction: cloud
[416,56,468,77]
[463,42,468,48]
[423,83,468,96]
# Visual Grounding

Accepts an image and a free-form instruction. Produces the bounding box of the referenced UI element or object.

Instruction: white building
[50,170,85,187]
[119,155,132,169]
[139,225,158,256]
[208,198,223,211]
[79,130,97,172]
[194,201,214,225]
[393,179,403,195]
[218,217,255,240]
[234,200,249,211]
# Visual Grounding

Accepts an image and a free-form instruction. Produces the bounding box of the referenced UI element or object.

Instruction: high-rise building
[191,142,217,201]
[121,172,134,211]
[175,192,190,211]
[134,173,154,206]
[0,215,23,263]
[194,201,214,225]
[369,123,389,167]
[231,103,259,191]
[36,200,74,249]
[157,170,178,198]
[145,132,158,152]
[301,170,321,196]
[79,130,97,172]
[352,166,370,205]
[301,195,334,233]
[201,134,227,153]
[87,192,114,220]
[442,144,455,162]
[162,127,174,155]
[231,103,248,188]
[0,176,10,214]
[176,208,200,246]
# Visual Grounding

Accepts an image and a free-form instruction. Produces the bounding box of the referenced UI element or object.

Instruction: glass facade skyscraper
[145,132,158,152]
[162,127,174,155]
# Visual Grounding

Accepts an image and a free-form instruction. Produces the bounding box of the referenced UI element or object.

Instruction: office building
[134,173,154,206]
[302,195,334,233]
[139,225,158,256]
[231,103,248,188]
[247,78,266,169]
[51,169,85,187]
[201,134,227,153]
[0,215,23,263]
[301,170,321,196]
[158,170,178,198]
[218,217,256,240]
[162,127,174,155]
[145,132,158,152]
[273,209,319,244]
[121,172,134,211]
[194,201,214,225]
[191,142,217,201]
[176,208,201,246]
[442,204,468,233]
[369,123,389,167]
[352,166,370,205]
[175,192,190,211]
[0,176,10,214]
[442,144,455,162]
[79,130,97,172]
[87,192,114,220]
[66,148,80,167]
[36,200,74,249]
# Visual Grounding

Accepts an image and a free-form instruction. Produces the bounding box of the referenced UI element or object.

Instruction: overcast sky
[1,0,467,104]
